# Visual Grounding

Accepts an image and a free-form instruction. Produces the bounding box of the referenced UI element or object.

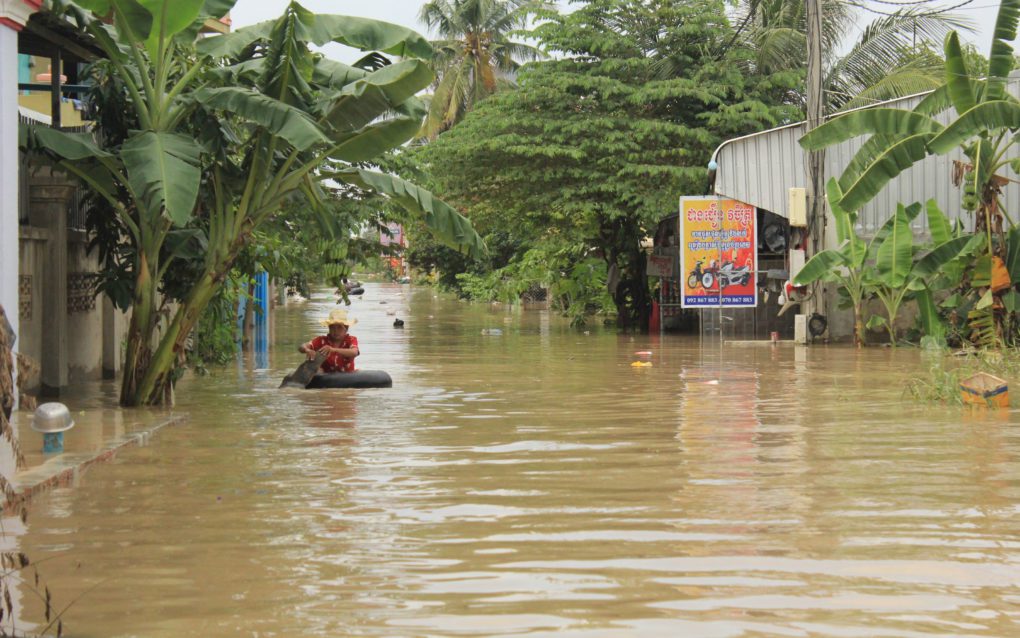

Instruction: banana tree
[864,201,978,345]
[24,0,485,405]
[796,181,977,345]
[793,179,871,346]
[798,0,1020,345]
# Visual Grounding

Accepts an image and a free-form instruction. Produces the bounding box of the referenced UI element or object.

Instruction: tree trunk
[242,279,255,351]
[611,245,651,331]
[131,269,223,406]
[853,304,865,348]
[119,252,158,406]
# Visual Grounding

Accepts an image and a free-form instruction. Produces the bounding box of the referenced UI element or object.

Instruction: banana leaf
[1006,225,1020,282]
[838,133,933,212]
[322,60,433,133]
[928,101,1020,154]
[198,13,432,60]
[874,203,914,287]
[915,286,946,343]
[826,179,866,268]
[943,32,977,115]
[137,0,205,59]
[925,199,954,245]
[85,0,152,43]
[85,22,130,63]
[869,201,922,252]
[985,0,1020,101]
[307,15,432,59]
[329,118,424,162]
[911,235,980,279]
[972,253,993,287]
[793,248,850,286]
[838,133,896,193]
[330,169,486,259]
[120,131,202,226]
[968,304,998,348]
[913,83,953,116]
[799,108,940,150]
[1003,290,1020,312]
[27,125,113,160]
[175,0,237,44]
[314,58,370,89]
[194,87,330,150]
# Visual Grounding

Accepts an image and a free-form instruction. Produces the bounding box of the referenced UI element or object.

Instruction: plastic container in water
[960,372,1008,408]
[31,402,75,453]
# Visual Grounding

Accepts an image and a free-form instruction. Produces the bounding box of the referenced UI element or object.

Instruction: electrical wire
[845,0,976,17]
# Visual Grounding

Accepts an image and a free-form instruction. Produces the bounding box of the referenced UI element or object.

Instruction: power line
[845,0,977,17]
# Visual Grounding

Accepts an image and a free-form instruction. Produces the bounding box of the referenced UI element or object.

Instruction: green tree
[417,0,548,139]
[420,0,795,328]
[24,0,484,405]
[733,0,968,113]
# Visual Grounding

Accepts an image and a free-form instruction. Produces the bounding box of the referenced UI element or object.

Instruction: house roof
[19,10,104,64]
[710,78,1020,235]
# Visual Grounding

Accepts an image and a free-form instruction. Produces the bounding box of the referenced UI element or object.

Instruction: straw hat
[319,308,358,327]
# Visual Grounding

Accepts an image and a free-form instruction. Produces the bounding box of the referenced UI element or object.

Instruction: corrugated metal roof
[711,79,1020,236]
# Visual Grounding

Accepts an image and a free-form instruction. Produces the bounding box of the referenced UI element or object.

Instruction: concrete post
[28,168,75,394]
[102,295,122,379]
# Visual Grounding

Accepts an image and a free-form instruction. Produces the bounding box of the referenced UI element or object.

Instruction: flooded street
[13,283,1020,636]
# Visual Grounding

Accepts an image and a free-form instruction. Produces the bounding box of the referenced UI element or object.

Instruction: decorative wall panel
[67,272,97,314]
[18,276,31,320]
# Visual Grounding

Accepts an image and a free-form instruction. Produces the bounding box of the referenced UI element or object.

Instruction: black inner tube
[306,370,392,389]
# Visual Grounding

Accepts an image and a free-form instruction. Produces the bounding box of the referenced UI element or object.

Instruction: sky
[227,0,1005,63]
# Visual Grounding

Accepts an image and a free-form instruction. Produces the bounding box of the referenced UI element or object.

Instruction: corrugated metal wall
[713,78,1020,238]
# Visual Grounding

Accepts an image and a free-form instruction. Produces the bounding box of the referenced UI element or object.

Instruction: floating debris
[960,372,1008,408]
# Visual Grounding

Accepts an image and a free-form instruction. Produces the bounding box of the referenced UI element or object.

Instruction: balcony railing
[18,110,92,231]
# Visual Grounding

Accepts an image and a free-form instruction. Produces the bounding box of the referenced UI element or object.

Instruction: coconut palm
[418,0,550,139]
[732,0,971,113]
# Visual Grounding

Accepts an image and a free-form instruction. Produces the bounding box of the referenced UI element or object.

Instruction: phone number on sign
[684,296,756,306]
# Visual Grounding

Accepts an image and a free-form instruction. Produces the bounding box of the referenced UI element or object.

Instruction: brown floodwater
[9,283,1020,637]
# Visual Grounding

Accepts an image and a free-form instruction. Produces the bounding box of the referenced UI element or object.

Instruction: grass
[904,348,1017,407]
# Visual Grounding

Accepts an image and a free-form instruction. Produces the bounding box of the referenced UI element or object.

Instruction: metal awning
[709,80,1020,235]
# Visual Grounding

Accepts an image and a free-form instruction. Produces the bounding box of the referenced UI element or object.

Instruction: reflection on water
[10,283,1020,637]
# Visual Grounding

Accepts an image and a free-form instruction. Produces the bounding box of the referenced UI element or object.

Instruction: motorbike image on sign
[687,260,706,288]
[701,259,751,289]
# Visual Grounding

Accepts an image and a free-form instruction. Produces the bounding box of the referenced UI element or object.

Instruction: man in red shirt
[299,309,360,373]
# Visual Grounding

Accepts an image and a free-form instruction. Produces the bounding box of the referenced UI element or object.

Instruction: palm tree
[732,0,971,113]
[418,0,550,139]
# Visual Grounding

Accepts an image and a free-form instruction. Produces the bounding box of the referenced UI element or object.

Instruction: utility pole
[804,0,825,318]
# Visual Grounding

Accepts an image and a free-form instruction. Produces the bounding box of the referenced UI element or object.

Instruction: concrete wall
[66,230,102,382]
[17,167,121,393]
[19,220,126,390]
[16,224,45,391]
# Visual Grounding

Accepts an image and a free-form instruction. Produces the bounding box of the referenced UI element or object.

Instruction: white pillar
[0,9,37,633]
[1,2,40,403]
